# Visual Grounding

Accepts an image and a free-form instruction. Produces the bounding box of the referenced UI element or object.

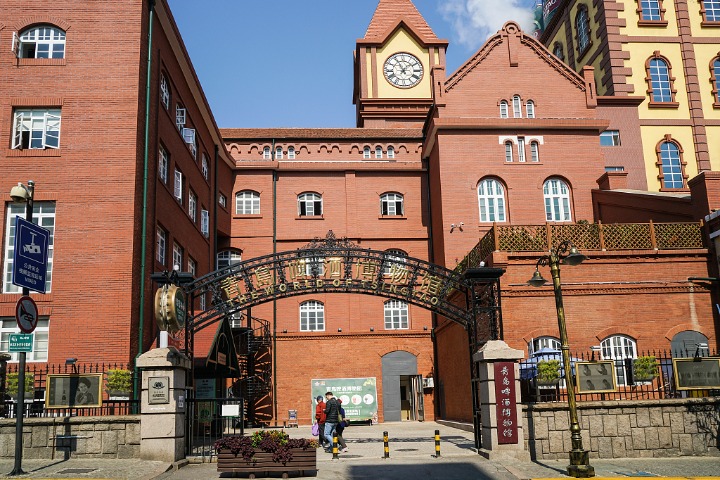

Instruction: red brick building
[1,0,717,428]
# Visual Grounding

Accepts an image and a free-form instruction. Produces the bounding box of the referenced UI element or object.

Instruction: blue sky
[168,0,537,128]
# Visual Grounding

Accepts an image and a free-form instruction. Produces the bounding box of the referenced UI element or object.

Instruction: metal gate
[186,396,244,460]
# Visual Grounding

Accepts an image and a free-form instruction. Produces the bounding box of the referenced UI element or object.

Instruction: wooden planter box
[217,448,317,478]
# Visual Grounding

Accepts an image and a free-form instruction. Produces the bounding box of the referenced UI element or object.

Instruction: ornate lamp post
[527,240,594,478]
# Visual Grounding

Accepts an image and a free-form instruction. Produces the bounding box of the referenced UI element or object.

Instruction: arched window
[512,95,522,118]
[300,301,325,331]
[288,147,295,159]
[701,0,720,22]
[517,137,526,162]
[656,139,686,189]
[529,336,561,355]
[543,178,572,222]
[530,141,540,162]
[298,192,322,216]
[646,54,676,104]
[18,25,66,59]
[263,146,271,159]
[504,141,514,162]
[275,146,283,159]
[552,42,565,61]
[500,100,509,118]
[601,335,637,386]
[478,178,506,222]
[387,146,395,158]
[639,0,663,21]
[217,250,242,270]
[384,300,408,329]
[363,146,371,159]
[383,249,408,275]
[711,57,720,105]
[375,146,383,159]
[380,192,404,216]
[575,5,591,54]
[526,100,535,118]
[236,190,260,214]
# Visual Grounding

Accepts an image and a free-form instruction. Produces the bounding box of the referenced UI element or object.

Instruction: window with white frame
[187,257,197,277]
[375,147,383,159]
[176,105,186,131]
[601,335,637,386]
[158,145,168,183]
[530,141,540,162]
[3,202,55,294]
[702,0,720,21]
[363,146,371,159]
[236,190,260,214]
[1,318,49,362]
[12,108,61,150]
[640,0,663,20]
[219,194,227,209]
[160,74,170,110]
[200,293,206,311]
[298,192,322,216]
[387,147,395,159]
[384,300,408,329]
[543,178,572,222]
[300,301,325,331]
[529,336,561,355]
[303,256,325,276]
[275,147,283,159]
[263,147,271,159]
[517,137,526,162]
[156,226,166,265]
[658,140,685,189]
[383,249,407,275]
[526,100,535,118]
[478,178,506,222]
[576,5,591,54]
[201,209,209,237]
[183,130,197,159]
[18,25,65,59]
[380,193,404,216]
[500,100,509,118]
[201,153,209,180]
[174,169,183,203]
[504,141,513,162]
[288,147,296,159]
[172,243,183,270]
[512,95,522,118]
[217,250,242,270]
[600,130,621,146]
[188,190,197,223]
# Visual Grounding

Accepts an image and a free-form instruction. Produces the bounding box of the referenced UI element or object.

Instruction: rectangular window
[158,146,169,183]
[1,318,50,362]
[219,194,227,208]
[201,154,209,180]
[3,202,56,294]
[172,243,183,270]
[156,226,166,265]
[201,209,209,237]
[183,129,197,159]
[12,108,61,150]
[517,137,526,162]
[187,257,197,276]
[160,74,170,110]
[189,190,197,222]
[176,105,186,131]
[174,169,183,203]
[600,130,621,146]
[605,166,625,172]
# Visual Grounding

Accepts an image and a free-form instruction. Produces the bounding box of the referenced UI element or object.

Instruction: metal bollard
[434,429,441,457]
[383,430,390,458]
[332,434,339,460]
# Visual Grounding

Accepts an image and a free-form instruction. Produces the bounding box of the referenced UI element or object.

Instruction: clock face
[383,53,423,88]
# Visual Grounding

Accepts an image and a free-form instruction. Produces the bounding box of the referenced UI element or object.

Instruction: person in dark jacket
[335,399,348,452]
[323,391,340,452]
[314,395,328,448]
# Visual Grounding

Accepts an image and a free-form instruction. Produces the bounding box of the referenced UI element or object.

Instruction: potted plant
[633,356,658,382]
[6,372,34,399]
[215,429,318,475]
[106,369,132,399]
[537,359,561,385]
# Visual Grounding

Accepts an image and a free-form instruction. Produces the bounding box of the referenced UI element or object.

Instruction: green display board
[311,377,377,422]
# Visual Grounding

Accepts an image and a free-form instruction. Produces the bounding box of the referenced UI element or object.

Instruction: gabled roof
[361,0,442,45]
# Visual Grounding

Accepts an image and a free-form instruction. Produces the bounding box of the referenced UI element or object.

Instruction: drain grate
[395,448,419,452]
[58,468,98,474]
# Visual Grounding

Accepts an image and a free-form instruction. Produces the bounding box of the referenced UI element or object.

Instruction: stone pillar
[473,340,529,461]
[137,347,190,462]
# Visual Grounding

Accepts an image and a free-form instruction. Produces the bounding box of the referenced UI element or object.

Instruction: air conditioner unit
[422,377,434,389]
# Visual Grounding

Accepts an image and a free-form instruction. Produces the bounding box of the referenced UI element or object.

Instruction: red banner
[494,362,518,444]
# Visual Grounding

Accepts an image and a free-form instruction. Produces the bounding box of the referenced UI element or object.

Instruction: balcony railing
[456,221,704,272]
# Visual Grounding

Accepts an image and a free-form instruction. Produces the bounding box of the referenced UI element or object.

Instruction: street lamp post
[527,240,594,478]
[8,180,34,476]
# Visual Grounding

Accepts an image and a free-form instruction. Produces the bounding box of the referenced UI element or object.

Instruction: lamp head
[527,269,547,287]
[562,246,587,266]
[9,183,30,203]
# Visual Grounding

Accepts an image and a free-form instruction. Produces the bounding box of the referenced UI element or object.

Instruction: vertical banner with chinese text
[494,362,518,444]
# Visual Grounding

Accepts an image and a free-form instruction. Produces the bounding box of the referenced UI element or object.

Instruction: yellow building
[541,0,720,191]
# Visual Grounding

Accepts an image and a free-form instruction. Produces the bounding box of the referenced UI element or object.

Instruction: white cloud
[439,0,536,49]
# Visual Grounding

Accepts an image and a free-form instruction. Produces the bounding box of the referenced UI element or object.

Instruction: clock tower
[353,0,448,128]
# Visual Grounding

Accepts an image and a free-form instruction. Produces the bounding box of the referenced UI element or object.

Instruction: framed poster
[311,377,377,422]
[576,361,616,393]
[46,374,103,408]
[673,358,720,390]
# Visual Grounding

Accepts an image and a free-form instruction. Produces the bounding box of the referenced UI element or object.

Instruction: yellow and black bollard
[383,430,390,458]
[332,434,339,459]
[434,429,441,457]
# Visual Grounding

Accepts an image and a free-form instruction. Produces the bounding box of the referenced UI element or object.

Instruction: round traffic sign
[16,296,39,333]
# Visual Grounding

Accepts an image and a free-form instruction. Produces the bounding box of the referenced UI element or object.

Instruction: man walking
[323,391,340,453]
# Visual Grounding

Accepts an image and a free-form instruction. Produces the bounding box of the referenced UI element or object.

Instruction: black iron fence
[186,396,245,461]
[1,362,137,418]
[520,348,719,403]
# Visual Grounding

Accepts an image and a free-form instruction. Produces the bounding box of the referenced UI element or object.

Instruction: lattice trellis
[602,223,653,250]
[549,223,601,250]
[497,225,547,251]
[654,223,703,249]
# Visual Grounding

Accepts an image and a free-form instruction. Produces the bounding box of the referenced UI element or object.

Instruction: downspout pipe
[135,0,155,403]
[272,139,278,424]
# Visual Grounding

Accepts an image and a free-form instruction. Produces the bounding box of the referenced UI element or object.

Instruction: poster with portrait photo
[576,361,616,393]
[45,374,103,408]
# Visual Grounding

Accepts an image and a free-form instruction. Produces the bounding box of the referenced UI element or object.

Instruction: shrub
[214,430,319,465]
[6,372,34,397]
[537,360,561,383]
[106,369,132,393]
[633,356,658,381]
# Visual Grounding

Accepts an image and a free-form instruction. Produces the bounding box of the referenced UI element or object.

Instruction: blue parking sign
[12,216,49,294]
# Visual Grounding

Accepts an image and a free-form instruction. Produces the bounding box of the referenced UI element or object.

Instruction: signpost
[8,334,33,353]
[15,296,38,334]
[12,216,50,294]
